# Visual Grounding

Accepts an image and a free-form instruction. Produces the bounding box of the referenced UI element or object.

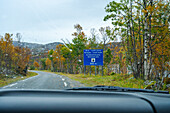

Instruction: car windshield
[0,0,169,93]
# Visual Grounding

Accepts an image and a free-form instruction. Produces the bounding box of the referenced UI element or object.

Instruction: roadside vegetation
[35,0,170,91]
[0,33,31,86]
[54,72,146,89]
[0,72,38,87]
[42,70,170,92]
[0,0,169,91]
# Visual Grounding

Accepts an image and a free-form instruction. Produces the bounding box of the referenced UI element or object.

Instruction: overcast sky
[0,0,113,44]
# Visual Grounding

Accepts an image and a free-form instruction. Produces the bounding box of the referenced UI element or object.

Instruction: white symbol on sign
[91,58,95,62]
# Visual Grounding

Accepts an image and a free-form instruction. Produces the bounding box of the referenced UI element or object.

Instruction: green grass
[0,72,38,87]
[60,73,146,89]
[41,70,146,89]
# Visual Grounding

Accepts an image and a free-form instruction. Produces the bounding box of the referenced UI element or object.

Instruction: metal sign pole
[84,65,86,76]
[90,66,91,76]
[95,66,97,76]
[102,66,103,76]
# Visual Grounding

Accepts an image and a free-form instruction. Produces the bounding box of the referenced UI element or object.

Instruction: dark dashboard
[0,89,170,113]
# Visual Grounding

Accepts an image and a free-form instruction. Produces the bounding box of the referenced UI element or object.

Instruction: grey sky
[0,0,113,44]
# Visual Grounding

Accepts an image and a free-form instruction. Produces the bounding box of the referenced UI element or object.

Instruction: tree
[71,24,88,73]
[53,44,65,72]
[34,61,40,69]
[104,0,170,80]
[45,58,51,70]
[0,33,31,78]
[99,27,111,51]
[48,49,54,72]
[88,28,98,49]
[40,58,46,70]
[61,46,71,73]
[104,48,113,75]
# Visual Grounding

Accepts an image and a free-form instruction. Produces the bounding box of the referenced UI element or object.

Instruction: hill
[13,41,63,55]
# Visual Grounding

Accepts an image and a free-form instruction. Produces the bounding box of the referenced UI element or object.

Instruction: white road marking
[2,74,40,89]
[3,83,18,88]
[64,82,67,87]
[8,83,18,87]
[62,78,65,81]
[2,86,8,88]
[22,75,39,82]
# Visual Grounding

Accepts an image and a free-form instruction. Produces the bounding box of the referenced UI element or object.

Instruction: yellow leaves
[155,58,159,62]
[61,57,65,62]
[33,61,40,68]
[164,4,168,9]
[45,58,51,66]
[115,46,118,50]
[0,33,31,75]
[155,6,159,10]
[109,42,112,46]
[136,49,140,53]
[120,16,123,20]
[158,2,164,7]
[142,5,155,14]
[146,5,154,12]
[142,9,147,14]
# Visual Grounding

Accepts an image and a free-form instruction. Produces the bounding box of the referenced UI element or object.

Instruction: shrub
[30,65,35,70]
[110,72,116,75]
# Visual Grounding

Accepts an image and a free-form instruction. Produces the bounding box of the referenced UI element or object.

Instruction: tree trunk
[51,60,53,72]
[143,0,149,80]
[67,59,69,73]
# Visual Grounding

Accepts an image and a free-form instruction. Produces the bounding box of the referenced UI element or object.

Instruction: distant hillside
[13,41,63,50]
[13,41,63,55]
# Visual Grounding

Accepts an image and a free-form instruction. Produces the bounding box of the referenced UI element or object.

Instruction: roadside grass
[0,72,38,87]
[40,70,146,89]
[59,73,146,89]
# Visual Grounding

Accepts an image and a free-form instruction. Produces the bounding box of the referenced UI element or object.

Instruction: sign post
[83,49,103,76]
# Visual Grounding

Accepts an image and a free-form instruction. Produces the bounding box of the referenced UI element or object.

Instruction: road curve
[2,71,85,89]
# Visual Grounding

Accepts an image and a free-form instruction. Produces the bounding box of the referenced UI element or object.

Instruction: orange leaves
[0,33,31,75]
[115,46,118,50]
[146,5,154,13]
[141,5,155,15]
[152,34,170,73]
[120,16,123,20]
[142,9,148,14]
[33,61,40,68]
[81,32,85,36]
[136,49,140,53]
[61,57,65,62]
[45,58,51,67]
[72,32,78,36]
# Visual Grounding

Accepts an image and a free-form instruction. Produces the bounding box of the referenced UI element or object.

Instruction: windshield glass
[0,0,169,92]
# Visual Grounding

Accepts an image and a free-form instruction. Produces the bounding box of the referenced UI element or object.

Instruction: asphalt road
[2,71,84,89]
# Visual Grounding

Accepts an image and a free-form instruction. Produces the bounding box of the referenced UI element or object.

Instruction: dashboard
[0,89,170,113]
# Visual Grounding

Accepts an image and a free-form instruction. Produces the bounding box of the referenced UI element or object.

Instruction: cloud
[0,0,113,44]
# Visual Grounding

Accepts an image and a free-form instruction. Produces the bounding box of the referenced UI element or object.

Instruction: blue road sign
[83,49,103,66]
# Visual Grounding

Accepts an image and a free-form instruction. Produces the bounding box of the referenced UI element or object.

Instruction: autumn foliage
[104,0,170,80]
[0,33,31,78]
[33,61,40,68]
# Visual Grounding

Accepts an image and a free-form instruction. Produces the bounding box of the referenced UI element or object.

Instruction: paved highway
[2,71,84,89]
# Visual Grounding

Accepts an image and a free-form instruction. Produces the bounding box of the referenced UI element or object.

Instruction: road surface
[2,71,84,89]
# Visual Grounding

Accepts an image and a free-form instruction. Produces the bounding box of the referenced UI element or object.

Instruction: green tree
[71,24,88,73]
[104,48,112,75]
[40,58,46,70]
[48,49,54,72]
[61,46,72,73]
